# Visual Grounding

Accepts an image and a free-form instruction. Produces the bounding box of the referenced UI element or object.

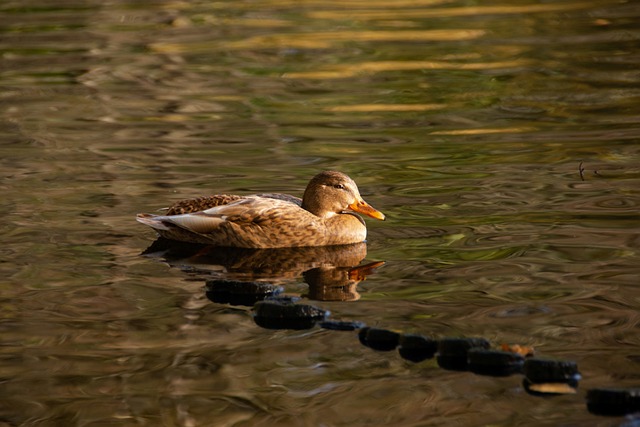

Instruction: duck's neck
[301,192,327,217]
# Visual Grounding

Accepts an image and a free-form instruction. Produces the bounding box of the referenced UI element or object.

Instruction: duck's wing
[138,196,306,234]
[165,194,244,215]
[165,193,301,215]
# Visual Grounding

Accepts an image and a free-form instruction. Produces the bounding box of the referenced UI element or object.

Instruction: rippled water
[2,0,640,425]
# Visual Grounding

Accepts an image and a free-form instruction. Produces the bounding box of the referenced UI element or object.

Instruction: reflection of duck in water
[137,171,385,248]
[303,261,384,301]
[142,239,384,302]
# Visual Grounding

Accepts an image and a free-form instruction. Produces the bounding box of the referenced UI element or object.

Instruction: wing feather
[138,196,312,242]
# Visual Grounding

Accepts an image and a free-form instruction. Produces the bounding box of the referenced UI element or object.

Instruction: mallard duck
[136,170,385,248]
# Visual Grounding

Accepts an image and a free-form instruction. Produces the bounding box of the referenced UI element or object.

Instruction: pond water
[2,0,640,425]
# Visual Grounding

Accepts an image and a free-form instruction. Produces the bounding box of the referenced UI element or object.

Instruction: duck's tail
[137,212,224,233]
[136,213,171,231]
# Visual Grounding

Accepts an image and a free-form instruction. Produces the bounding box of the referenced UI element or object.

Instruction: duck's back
[166,193,301,215]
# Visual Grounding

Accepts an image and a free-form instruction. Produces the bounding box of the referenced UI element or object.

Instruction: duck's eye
[333,184,345,190]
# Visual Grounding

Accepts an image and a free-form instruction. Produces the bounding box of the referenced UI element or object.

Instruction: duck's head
[301,171,386,221]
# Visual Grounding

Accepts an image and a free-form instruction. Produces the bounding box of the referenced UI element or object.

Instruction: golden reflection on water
[283,59,528,79]
[326,104,445,112]
[431,127,538,135]
[228,29,486,49]
[151,29,486,53]
[210,0,454,9]
[308,1,603,20]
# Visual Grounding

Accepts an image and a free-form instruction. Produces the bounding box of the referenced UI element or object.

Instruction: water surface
[1,0,639,425]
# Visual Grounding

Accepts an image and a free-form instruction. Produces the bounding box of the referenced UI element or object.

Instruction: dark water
[2,0,640,425]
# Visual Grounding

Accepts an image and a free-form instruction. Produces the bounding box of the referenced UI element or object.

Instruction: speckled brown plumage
[137,171,385,248]
[165,193,302,215]
[165,194,244,215]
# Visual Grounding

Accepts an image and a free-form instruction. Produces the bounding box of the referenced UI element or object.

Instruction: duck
[136,170,385,248]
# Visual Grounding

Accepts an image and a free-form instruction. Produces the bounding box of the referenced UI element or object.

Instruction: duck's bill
[348,200,386,221]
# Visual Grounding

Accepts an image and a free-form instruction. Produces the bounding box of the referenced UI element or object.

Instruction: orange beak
[348,199,386,220]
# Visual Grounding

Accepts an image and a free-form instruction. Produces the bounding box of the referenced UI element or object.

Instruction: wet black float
[587,388,640,416]
[206,279,283,306]
[467,349,525,377]
[358,327,401,351]
[436,337,491,371]
[398,333,438,363]
[253,299,328,330]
